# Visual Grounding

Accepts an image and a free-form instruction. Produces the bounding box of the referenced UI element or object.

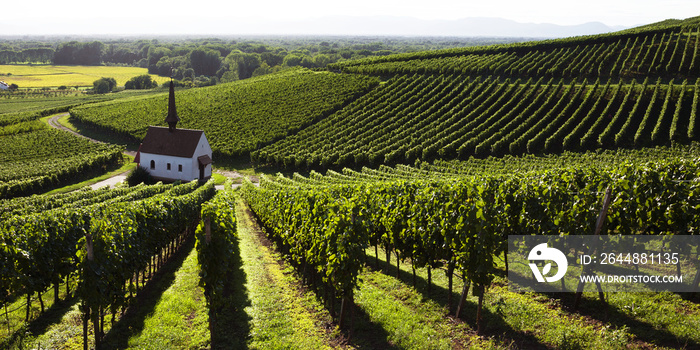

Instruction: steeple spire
[165,78,179,132]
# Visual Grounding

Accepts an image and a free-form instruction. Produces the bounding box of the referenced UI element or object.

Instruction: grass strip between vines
[354,270,500,350]
[365,246,700,350]
[5,236,205,349]
[122,246,210,349]
[221,200,342,349]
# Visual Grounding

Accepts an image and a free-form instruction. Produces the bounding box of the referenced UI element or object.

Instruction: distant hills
[267,16,629,38]
[3,15,628,37]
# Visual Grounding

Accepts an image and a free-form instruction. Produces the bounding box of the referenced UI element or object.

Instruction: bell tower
[164,79,179,132]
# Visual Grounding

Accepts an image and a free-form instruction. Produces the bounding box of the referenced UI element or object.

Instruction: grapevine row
[0,180,213,348]
[241,157,700,332]
[69,68,379,159]
[329,26,700,80]
[256,77,700,169]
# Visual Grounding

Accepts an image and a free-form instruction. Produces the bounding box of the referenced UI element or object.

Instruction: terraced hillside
[0,125,123,198]
[255,17,700,168]
[70,17,700,170]
[70,69,378,158]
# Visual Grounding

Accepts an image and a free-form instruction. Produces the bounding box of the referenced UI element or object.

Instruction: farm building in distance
[0,81,9,90]
[134,80,212,182]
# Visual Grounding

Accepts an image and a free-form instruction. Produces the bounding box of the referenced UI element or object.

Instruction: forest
[0,36,531,84]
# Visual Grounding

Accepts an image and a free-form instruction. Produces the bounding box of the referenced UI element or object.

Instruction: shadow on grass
[560,292,700,349]
[346,303,402,350]
[101,237,195,349]
[210,236,252,350]
[508,267,700,349]
[367,253,550,350]
[2,295,79,349]
[67,116,140,152]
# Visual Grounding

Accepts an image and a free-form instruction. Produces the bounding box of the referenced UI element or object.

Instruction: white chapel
[134,80,212,182]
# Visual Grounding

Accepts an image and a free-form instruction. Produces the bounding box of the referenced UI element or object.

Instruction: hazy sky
[3,0,698,35]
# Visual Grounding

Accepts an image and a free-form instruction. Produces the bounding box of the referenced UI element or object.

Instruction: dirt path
[46,112,133,188]
[45,112,257,188]
[47,113,78,135]
[46,112,137,157]
[215,169,259,183]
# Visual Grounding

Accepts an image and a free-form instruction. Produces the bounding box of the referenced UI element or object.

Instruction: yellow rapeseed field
[0,65,170,88]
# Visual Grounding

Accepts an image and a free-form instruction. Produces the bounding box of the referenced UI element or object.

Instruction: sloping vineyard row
[0,127,124,198]
[254,75,700,169]
[240,156,700,331]
[0,182,170,220]
[69,68,379,158]
[0,180,215,347]
[330,27,700,80]
[0,151,123,199]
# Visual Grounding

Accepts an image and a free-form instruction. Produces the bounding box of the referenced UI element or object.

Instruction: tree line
[0,36,529,83]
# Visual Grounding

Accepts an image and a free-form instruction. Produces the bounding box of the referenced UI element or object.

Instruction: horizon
[2,0,698,36]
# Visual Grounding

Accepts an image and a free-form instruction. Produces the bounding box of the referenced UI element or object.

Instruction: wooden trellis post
[574,187,612,310]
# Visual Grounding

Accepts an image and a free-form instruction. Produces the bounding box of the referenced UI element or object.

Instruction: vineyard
[69,68,379,158]
[0,127,123,198]
[254,17,700,168]
[327,16,700,79]
[4,147,699,348]
[3,15,700,350]
[56,17,700,171]
[237,148,700,348]
[0,180,215,348]
[252,75,700,167]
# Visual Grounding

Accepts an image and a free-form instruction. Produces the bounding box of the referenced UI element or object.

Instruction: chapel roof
[139,126,204,158]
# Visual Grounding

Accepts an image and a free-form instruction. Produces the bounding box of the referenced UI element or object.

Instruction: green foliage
[190,48,222,77]
[0,120,46,136]
[223,51,260,80]
[255,76,700,169]
[54,41,104,65]
[124,74,158,90]
[0,128,124,198]
[241,152,700,334]
[195,185,237,308]
[92,77,116,94]
[329,19,700,80]
[78,180,216,346]
[0,181,181,305]
[126,165,154,186]
[71,68,379,158]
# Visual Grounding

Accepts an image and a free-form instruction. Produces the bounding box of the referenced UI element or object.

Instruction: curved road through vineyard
[45,112,255,188]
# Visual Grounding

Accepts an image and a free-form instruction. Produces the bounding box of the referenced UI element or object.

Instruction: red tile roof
[139,126,204,158]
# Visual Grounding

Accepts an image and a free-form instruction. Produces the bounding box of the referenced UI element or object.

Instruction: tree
[282,53,304,67]
[53,41,103,65]
[147,46,172,74]
[224,51,261,80]
[251,62,274,77]
[261,51,285,67]
[125,75,158,90]
[93,77,116,94]
[313,54,332,68]
[190,48,222,77]
[155,56,173,76]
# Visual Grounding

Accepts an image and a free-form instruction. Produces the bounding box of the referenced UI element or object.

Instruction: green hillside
[72,17,700,170]
[0,127,123,198]
[70,68,378,158]
[328,16,700,79]
[255,17,700,168]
